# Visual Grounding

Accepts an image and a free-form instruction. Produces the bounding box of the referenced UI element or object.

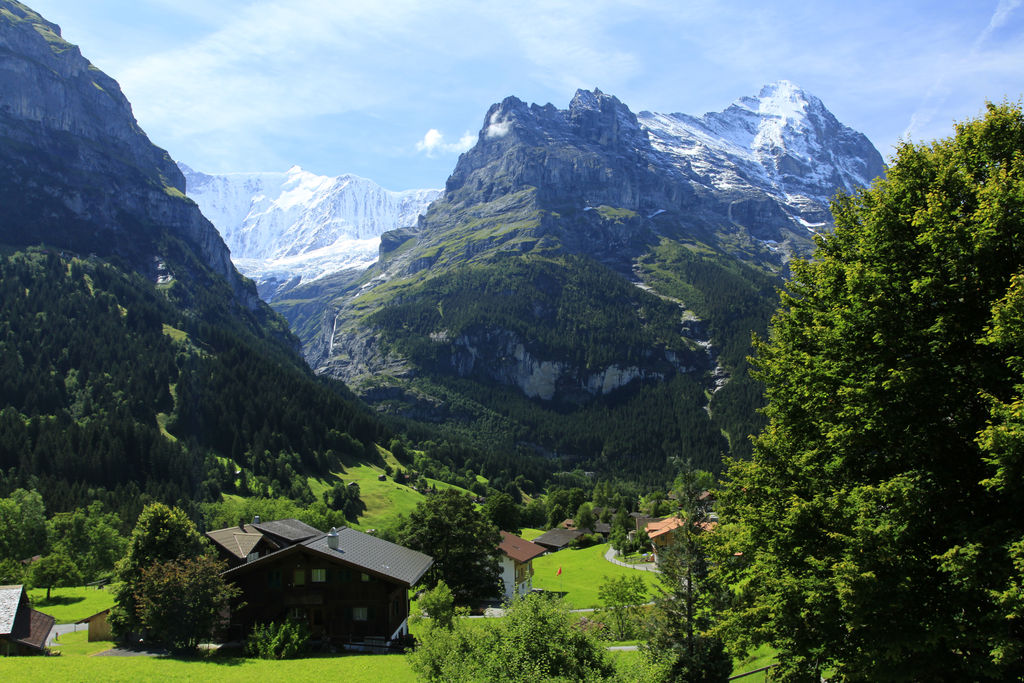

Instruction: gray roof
[0,585,22,635]
[252,518,320,543]
[224,527,433,588]
[206,524,265,559]
[303,529,433,587]
[532,528,583,549]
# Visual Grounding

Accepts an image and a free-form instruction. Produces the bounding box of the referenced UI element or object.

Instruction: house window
[267,569,282,589]
[360,572,371,583]
[293,568,306,586]
[353,606,368,621]
[288,607,307,621]
[311,568,326,583]
[247,551,259,562]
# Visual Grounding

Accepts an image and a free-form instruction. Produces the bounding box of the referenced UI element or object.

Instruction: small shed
[76,608,111,642]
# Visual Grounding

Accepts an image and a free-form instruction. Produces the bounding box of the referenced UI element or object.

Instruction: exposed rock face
[444,328,706,401]
[0,1,255,308]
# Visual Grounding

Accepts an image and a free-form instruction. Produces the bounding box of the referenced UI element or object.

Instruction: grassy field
[28,585,116,624]
[306,449,477,532]
[531,542,662,609]
[0,650,418,682]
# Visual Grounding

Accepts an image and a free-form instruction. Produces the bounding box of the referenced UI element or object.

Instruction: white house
[497,531,546,602]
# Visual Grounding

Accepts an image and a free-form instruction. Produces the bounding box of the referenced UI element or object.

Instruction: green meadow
[28,586,116,624]
[531,542,661,609]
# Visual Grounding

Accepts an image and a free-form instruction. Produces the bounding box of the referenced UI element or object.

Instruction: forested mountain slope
[0,1,387,520]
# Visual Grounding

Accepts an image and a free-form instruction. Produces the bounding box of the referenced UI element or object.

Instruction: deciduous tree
[133,555,239,653]
[110,502,210,639]
[714,101,1024,681]
[597,574,648,640]
[29,551,83,600]
[396,489,501,605]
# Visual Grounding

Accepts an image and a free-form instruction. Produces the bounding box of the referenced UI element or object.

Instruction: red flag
[556,566,562,576]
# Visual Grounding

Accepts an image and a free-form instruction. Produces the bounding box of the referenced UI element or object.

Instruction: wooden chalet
[209,521,432,650]
[531,527,583,552]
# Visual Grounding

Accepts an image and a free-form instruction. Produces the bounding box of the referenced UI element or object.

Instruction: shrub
[245,620,310,659]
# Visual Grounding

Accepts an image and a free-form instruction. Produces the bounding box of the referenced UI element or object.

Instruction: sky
[26,0,1024,191]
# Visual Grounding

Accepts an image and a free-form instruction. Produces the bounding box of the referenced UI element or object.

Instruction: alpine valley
[216,84,886,480]
[0,0,886,514]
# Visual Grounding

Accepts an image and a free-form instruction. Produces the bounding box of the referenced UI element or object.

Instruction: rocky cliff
[0,0,256,309]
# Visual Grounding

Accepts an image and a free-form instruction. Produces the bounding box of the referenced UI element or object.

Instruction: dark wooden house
[215,523,432,649]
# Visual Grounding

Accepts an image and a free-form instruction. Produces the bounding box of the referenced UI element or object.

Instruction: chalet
[531,527,583,552]
[645,516,718,562]
[215,523,432,649]
[0,585,54,656]
[206,517,325,570]
[497,532,546,602]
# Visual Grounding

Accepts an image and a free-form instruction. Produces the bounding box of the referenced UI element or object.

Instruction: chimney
[327,527,339,550]
[253,515,261,525]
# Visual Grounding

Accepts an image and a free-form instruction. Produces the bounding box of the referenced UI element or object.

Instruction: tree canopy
[396,489,501,605]
[714,101,1024,681]
[110,502,211,638]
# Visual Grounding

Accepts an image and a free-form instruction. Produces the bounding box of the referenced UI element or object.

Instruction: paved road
[46,622,85,647]
[603,547,660,572]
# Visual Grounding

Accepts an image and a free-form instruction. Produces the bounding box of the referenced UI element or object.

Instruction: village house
[645,515,718,563]
[0,585,54,656]
[207,519,432,650]
[497,531,546,602]
[531,527,583,552]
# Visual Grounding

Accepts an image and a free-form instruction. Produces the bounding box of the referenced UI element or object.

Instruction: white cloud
[416,129,476,156]
[902,0,1024,142]
[484,112,511,139]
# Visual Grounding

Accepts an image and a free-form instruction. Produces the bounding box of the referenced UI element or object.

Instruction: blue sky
[27,0,1024,191]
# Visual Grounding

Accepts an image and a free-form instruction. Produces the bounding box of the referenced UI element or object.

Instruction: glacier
[179,164,440,298]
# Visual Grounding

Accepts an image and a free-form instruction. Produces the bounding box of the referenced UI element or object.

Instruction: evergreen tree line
[0,249,379,518]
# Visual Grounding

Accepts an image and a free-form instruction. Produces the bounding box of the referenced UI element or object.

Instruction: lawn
[531,542,661,609]
[28,585,116,624]
[1,640,418,682]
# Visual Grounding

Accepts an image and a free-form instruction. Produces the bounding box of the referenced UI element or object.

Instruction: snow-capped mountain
[639,80,884,228]
[179,164,440,298]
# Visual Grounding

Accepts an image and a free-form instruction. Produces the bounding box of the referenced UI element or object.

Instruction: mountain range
[0,0,888,494]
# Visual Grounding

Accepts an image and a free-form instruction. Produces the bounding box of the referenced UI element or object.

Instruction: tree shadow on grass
[34,595,84,607]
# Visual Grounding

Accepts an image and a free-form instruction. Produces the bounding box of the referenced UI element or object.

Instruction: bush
[245,620,310,659]
[570,533,603,549]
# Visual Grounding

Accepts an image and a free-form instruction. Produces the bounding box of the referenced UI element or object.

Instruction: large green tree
[133,555,239,653]
[396,489,501,605]
[110,502,210,638]
[48,502,127,582]
[714,101,1024,680]
[0,488,47,562]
